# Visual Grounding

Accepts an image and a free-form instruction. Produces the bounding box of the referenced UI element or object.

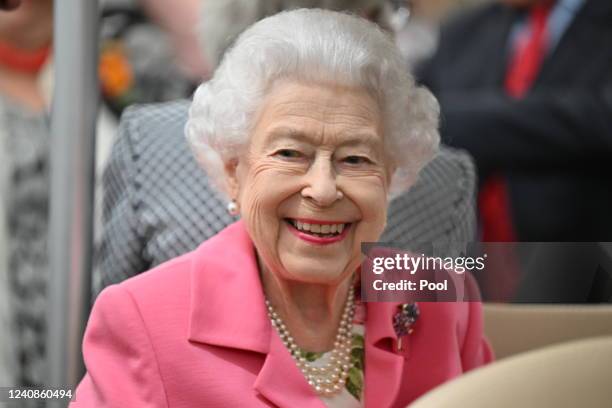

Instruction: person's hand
[0,0,21,11]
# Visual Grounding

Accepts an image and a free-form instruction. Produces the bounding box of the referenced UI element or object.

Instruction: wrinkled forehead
[251,80,384,149]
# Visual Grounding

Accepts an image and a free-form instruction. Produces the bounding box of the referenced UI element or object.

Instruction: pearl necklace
[265,289,355,397]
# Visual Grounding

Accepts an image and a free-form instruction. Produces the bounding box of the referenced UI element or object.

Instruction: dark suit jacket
[419,0,612,241]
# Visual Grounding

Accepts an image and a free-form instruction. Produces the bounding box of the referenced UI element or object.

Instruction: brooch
[393,303,420,351]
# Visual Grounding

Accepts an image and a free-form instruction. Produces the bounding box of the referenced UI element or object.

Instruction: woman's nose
[301,159,341,207]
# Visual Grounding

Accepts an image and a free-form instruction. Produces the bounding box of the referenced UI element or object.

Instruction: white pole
[47,0,98,401]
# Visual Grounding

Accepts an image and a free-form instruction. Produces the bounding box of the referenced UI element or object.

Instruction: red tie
[479,2,554,242]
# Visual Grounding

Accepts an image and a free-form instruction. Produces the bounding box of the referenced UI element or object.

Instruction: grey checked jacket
[94,100,476,296]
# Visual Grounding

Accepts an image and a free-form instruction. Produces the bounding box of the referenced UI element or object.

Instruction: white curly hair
[186,8,440,199]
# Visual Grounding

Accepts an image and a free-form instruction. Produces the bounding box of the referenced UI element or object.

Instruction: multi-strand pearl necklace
[265,289,355,397]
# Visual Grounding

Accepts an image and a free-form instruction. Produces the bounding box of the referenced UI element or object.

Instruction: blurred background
[0,0,610,406]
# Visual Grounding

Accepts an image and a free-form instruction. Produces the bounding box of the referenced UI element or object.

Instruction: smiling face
[226,80,393,285]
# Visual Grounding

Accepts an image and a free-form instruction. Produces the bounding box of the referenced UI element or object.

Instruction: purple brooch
[393,303,420,350]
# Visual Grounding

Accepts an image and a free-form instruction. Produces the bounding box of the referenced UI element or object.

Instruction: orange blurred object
[98,42,134,98]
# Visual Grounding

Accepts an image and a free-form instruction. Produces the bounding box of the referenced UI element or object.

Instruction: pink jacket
[72,221,493,407]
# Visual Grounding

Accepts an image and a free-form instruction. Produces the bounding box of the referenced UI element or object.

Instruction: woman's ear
[224,157,240,199]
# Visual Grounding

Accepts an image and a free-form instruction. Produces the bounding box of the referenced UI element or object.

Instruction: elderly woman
[73,9,492,407]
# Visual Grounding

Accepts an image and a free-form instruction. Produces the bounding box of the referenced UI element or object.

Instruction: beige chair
[483,303,612,360]
[410,336,612,408]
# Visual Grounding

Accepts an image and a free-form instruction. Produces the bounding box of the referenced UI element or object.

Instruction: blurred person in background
[418,0,612,242]
[392,0,492,69]
[0,0,52,396]
[0,0,23,389]
[0,0,211,396]
[418,0,612,302]
[199,0,393,70]
[200,0,491,70]
[99,0,209,118]
[135,0,209,79]
[96,0,210,238]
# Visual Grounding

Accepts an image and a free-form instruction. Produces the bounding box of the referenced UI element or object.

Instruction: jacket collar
[187,221,409,407]
[364,301,407,408]
[188,221,270,354]
[187,221,326,407]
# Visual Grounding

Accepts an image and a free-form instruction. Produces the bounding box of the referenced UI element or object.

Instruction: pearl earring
[227,200,239,216]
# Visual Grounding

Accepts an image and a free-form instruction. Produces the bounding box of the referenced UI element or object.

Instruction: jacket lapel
[254,332,327,408]
[364,301,408,408]
[187,221,325,407]
[187,221,269,353]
